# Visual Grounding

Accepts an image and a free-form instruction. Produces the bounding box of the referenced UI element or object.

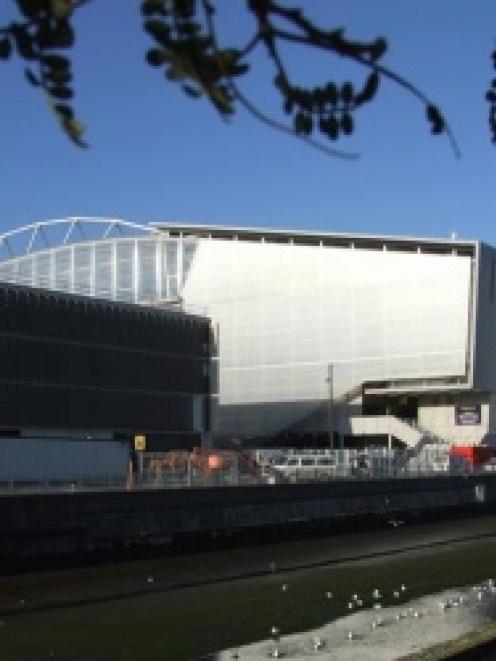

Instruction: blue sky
[1,1,495,243]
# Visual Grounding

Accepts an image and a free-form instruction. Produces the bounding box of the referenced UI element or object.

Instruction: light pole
[326,364,334,450]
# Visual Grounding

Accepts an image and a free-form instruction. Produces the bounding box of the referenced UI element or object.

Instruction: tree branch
[230,79,359,159]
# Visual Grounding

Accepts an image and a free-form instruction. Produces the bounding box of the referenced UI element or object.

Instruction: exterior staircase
[349,415,424,448]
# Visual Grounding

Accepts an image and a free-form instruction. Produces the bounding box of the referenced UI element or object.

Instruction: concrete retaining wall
[1,475,496,561]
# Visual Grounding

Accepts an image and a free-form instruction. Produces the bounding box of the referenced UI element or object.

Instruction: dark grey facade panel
[0,382,194,433]
[0,283,211,440]
[0,335,206,393]
[473,242,496,392]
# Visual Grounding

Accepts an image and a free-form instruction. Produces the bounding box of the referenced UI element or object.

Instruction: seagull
[393,591,400,599]
[372,588,381,599]
[312,636,325,651]
[347,630,354,640]
[325,591,333,599]
[146,576,154,584]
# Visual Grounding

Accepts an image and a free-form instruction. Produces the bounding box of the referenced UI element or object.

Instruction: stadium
[0,217,494,450]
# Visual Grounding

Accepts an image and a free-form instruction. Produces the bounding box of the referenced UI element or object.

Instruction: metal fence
[0,445,494,494]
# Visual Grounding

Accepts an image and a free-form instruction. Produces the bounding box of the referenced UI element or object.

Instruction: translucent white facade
[0,219,485,441]
[0,221,197,305]
[182,239,474,435]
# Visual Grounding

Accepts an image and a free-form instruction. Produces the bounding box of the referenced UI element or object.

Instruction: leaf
[0,37,11,60]
[369,37,387,62]
[141,0,165,16]
[203,0,215,16]
[37,20,74,49]
[182,84,201,97]
[44,69,72,84]
[146,48,168,67]
[41,54,70,71]
[319,115,339,140]
[426,104,445,134]
[166,63,189,81]
[47,92,87,147]
[54,103,74,119]
[62,117,87,147]
[354,71,380,106]
[294,111,312,136]
[50,0,73,20]
[324,82,338,106]
[230,62,249,76]
[24,68,40,86]
[341,82,354,105]
[340,112,354,135]
[48,85,74,100]
[17,0,42,19]
[208,84,234,115]
[11,25,37,60]
[283,98,293,114]
[144,19,170,46]
[50,20,74,48]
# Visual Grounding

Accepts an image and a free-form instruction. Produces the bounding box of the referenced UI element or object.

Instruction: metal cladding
[0,218,487,441]
[0,280,210,445]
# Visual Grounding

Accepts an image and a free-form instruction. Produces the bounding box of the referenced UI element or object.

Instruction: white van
[272,453,337,481]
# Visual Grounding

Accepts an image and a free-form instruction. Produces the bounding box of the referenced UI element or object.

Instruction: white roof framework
[0,217,159,261]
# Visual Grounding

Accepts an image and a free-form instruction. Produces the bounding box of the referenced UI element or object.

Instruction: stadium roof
[152,221,477,255]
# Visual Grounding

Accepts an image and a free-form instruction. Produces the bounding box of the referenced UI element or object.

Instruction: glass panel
[94,243,112,299]
[17,257,34,287]
[54,248,71,292]
[35,253,51,289]
[168,276,178,299]
[182,241,196,285]
[73,245,92,296]
[137,239,157,302]
[166,241,177,276]
[0,261,16,283]
[116,241,134,301]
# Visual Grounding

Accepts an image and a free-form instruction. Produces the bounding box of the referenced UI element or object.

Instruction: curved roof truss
[0,217,159,261]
